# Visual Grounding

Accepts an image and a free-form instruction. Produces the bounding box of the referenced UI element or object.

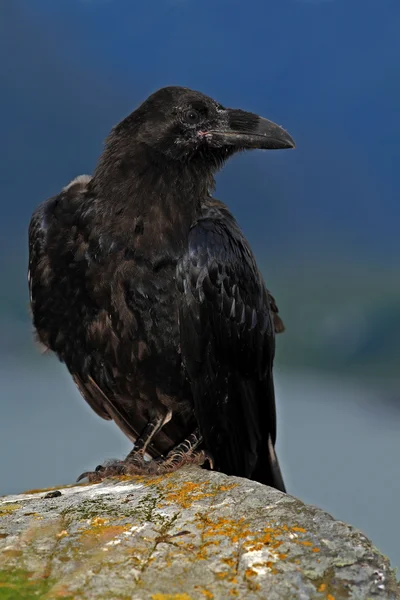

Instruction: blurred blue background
[1,0,399,570]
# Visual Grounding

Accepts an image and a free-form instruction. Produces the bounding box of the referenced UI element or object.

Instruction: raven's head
[114,86,295,168]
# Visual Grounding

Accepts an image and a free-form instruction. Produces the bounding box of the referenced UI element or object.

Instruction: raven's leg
[76,410,171,483]
[77,429,213,482]
[126,410,172,460]
[153,429,213,471]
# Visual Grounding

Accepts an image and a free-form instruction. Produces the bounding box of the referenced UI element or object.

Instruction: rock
[0,467,398,599]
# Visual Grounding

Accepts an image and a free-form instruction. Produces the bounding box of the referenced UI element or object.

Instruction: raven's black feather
[28,86,294,490]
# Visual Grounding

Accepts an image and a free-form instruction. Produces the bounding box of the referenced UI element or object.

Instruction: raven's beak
[206,109,295,150]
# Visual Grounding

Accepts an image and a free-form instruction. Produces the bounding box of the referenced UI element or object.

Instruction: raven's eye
[183,109,201,124]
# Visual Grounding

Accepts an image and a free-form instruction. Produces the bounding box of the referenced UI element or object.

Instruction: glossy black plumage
[28,86,294,490]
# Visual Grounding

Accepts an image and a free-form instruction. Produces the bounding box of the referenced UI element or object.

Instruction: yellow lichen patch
[258,523,319,557]
[244,568,257,578]
[222,558,236,568]
[0,503,21,515]
[151,594,192,600]
[243,526,284,553]
[215,572,229,580]
[143,473,174,487]
[217,484,238,492]
[198,515,250,542]
[215,573,237,584]
[251,561,279,576]
[162,481,215,509]
[291,526,307,533]
[194,516,322,585]
[194,587,214,599]
[154,479,239,510]
[79,523,130,545]
[77,517,132,551]
[318,583,327,592]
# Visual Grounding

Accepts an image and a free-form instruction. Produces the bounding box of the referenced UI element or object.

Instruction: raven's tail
[251,374,286,493]
[251,433,286,492]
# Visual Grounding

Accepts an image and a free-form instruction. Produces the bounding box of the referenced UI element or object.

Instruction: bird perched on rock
[28,86,294,491]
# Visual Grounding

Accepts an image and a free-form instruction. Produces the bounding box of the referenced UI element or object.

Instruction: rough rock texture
[0,467,398,600]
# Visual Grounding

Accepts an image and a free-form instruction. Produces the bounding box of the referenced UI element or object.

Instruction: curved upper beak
[206,109,295,150]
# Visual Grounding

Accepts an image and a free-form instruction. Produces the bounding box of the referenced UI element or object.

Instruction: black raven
[28,86,294,491]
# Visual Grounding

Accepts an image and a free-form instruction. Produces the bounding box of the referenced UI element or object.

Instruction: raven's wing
[28,184,114,424]
[28,178,184,457]
[177,207,285,491]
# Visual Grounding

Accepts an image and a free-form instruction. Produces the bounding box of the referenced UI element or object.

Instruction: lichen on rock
[0,467,398,599]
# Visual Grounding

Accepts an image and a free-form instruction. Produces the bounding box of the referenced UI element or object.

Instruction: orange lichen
[243,528,283,553]
[318,583,327,592]
[162,481,215,509]
[194,586,214,599]
[218,484,238,492]
[145,478,240,510]
[222,558,236,568]
[197,515,250,541]
[244,568,257,578]
[142,474,173,487]
[151,595,192,600]
[186,512,321,587]
[78,519,131,549]
[327,595,335,600]
[215,572,229,580]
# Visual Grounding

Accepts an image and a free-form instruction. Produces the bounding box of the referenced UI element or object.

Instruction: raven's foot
[76,453,148,483]
[77,429,213,483]
[154,429,214,472]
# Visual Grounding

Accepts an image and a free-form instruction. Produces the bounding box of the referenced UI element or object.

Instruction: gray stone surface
[0,466,398,599]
